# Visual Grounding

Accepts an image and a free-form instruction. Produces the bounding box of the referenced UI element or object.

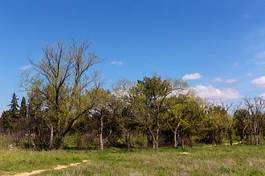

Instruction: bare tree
[28,41,99,149]
[244,97,265,145]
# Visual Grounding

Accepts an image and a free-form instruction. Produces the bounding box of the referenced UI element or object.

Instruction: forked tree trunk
[151,131,158,150]
[151,129,159,150]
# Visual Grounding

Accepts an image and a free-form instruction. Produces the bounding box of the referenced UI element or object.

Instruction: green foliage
[131,76,172,149]
[234,109,250,141]
[200,105,231,144]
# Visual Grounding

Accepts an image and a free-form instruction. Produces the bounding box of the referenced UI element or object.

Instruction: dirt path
[4,160,90,176]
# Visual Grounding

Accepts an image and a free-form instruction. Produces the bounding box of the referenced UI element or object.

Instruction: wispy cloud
[19,64,33,71]
[182,73,202,81]
[213,77,238,84]
[111,60,123,66]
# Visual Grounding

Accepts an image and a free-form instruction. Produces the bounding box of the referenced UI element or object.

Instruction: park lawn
[39,145,265,176]
[0,149,89,175]
[1,145,265,176]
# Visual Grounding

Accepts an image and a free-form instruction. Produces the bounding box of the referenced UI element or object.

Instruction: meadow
[1,145,265,176]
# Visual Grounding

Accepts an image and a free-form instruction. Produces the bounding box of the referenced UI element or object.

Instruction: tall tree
[233,109,250,143]
[132,76,172,150]
[243,98,265,145]
[9,93,19,119]
[89,88,112,150]
[112,79,139,149]
[168,95,204,148]
[27,41,99,149]
[20,97,27,119]
[201,105,230,145]
[27,81,50,149]
[0,111,12,133]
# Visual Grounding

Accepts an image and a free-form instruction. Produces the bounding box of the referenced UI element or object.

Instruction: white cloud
[112,89,129,98]
[213,77,237,84]
[182,73,202,81]
[191,85,240,100]
[167,89,190,98]
[251,76,265,87]
[19,64,33,71]
[111,60,123,66]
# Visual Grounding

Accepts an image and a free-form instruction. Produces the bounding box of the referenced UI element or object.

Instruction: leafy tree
[171,95,204,148]
[132,76,172,150]
[112,79,140,149]
[27,80,49,149]
[200,105,230,144]
[166,96,184,148]
[89,88,112,150]
[26,41,99,149]
[233,109,250,143]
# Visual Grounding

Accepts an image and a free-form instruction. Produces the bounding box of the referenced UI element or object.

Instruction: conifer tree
[20,97,27,119]
[9,93,19,119]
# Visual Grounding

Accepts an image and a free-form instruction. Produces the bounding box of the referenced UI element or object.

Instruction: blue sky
[1,0,265,110]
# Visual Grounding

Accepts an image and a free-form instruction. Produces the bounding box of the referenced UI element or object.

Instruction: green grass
[0,149,88,175]
[1,145,265,175]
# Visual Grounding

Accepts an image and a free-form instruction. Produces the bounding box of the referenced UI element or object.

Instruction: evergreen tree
[9,93,19,119]
[0,111,12,133]
[20,97,27,119]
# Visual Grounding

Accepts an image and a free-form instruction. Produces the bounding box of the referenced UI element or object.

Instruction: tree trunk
[152,140,156,149]
[99,116,104,150]
[174,130,178,148]
[151,133,157,150]
[126,132,130,150]
[49,126,54,149]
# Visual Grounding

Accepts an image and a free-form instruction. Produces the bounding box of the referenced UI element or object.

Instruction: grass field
[1,145,265,176]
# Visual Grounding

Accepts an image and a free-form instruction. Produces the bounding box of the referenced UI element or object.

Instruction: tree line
[0,41,264,150]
